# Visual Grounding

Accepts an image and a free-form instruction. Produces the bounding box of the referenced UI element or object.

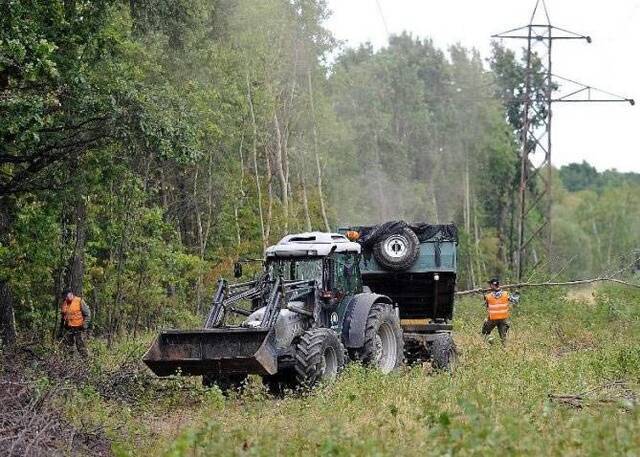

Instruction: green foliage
[2,0,638,379]
[489,41,553,134]
[560,161,640,193]
[559,161,601,192]
[329,35,518,229]
[3,2,640,455]
[88,285,638,456]
[550,182,640,278]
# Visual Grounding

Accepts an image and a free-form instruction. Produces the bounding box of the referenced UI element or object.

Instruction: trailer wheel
[355,302,404,373]
[431,333,458,372]
[294,328,346,388]
[373,227,420,270]
[202,374,247,393]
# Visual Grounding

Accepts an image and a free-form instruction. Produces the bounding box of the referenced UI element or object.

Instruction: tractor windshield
[268,258,323,284]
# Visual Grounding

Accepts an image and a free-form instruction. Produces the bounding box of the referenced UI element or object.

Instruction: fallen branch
[455,277,640,296]
[548,394,584,409]
[548,380,635,409]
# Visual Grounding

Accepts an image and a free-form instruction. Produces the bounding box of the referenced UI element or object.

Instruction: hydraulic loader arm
[204,273,318,329]
[204,276,268,328]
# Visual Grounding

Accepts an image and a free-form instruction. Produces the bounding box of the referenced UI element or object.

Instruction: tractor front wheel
[294,328,346,388]
[355,302,404,373]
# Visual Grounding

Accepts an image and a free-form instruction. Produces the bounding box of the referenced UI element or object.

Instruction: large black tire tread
[294,328,346,389]
[373,227,420,271]
[356,302,404,372]
[431,333,458,372]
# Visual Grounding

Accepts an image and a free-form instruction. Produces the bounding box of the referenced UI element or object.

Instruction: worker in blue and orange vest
[482,277,519,345]
[59,289,91,358]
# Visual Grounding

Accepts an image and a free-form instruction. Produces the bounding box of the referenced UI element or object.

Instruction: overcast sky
[325,0,640,172]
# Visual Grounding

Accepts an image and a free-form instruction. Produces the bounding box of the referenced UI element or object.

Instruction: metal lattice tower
[493,0,634,280]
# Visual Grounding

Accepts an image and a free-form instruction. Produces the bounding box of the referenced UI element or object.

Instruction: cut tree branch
[456,277,640,296]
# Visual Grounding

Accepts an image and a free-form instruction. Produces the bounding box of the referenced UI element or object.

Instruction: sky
[325,0,640,172]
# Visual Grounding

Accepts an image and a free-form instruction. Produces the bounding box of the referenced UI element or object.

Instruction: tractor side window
[333,253,360,295]
[352,254,362,292]
[268,259,322,284]
[294,259,323,283]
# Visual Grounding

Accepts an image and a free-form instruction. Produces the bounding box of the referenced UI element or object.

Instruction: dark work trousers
[481,319,510,344]
[63,327,89,358]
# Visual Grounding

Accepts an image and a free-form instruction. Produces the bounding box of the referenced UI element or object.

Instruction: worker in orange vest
[482,278,518,345]
[59,290,91,357]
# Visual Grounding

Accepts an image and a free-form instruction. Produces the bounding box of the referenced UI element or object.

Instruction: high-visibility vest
[61,297,84,328]
[485,291,510,320]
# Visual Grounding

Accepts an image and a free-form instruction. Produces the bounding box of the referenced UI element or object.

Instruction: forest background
[1,0,639,344]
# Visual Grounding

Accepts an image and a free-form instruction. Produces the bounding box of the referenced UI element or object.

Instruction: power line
[492,0,634,281]
[375,0,390,39]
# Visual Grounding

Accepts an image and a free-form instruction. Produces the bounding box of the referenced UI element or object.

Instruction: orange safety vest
[485,291,510,321]
[61,297,84,328]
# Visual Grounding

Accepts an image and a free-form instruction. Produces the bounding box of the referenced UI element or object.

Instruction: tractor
[143,221,458,391]
[143,231,404,392]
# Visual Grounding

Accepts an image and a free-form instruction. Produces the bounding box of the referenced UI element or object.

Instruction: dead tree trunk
[299,169,312,232]
[246,74,266,250]
[0,280,16,347]
[0,198,16,347]
[192,166,204,313]
[265,146,274,243]
[372,132,389,221]
[464,158,475,288]
[235,135,246,246]
[456,277,640,296]
[473,196,485,280]
[67,197,87,296]
[307,69,330,231]
[273,110,289,233]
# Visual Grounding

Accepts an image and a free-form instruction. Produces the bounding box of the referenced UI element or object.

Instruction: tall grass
[63,285,640,456]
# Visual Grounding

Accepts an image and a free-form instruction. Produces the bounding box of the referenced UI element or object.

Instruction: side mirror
[233,261,243,278]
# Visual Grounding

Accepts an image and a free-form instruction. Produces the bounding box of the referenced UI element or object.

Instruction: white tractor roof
[265,232,361,258]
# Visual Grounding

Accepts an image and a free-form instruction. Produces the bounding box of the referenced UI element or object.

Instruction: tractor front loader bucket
[143,328,278,377]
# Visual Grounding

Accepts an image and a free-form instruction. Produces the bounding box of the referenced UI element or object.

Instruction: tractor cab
[262,233,363,330]
[265,232,362,303]
[143,231,406,391]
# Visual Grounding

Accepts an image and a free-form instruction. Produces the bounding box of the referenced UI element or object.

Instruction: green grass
[65,284,640,456]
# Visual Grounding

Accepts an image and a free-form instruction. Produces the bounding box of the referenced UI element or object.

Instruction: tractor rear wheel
[294,328,346,388]
[431,333,458,372]
[355,302,404,373]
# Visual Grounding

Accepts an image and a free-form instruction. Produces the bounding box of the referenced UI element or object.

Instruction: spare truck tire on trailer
[372,226,420,271]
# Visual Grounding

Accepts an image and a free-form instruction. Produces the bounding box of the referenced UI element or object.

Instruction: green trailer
[339,221,458,369]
